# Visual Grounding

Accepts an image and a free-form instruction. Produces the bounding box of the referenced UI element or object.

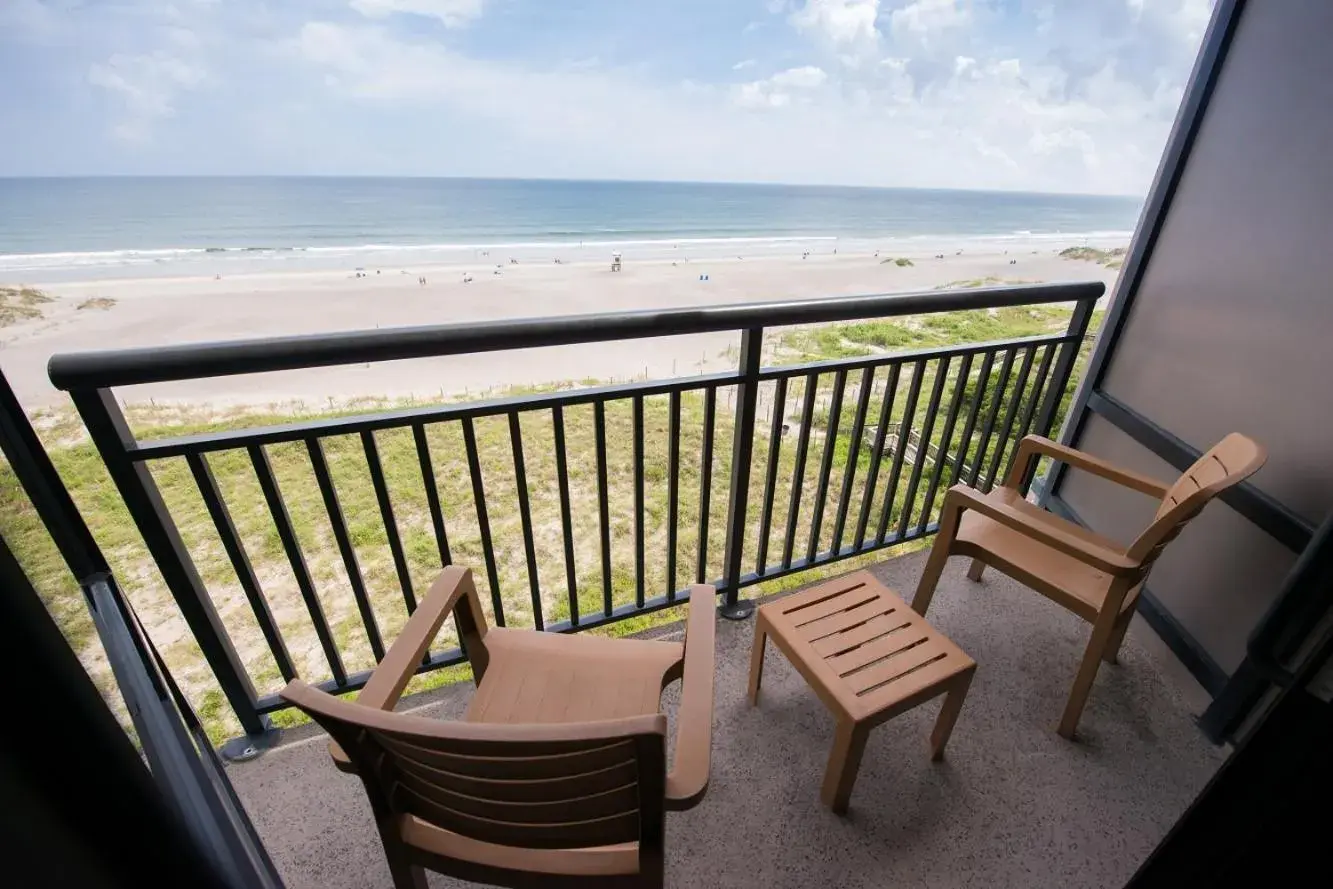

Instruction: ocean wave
[0,235,840,270]
[0,230,1134,275]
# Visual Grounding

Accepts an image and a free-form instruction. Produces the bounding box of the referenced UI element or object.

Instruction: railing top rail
[48,281,1103,390]
[124,331,1073,461]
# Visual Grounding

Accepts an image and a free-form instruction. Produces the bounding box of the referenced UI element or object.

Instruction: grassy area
[77,296,117,311]
[1,285,52,326]
[881,257,915,267]
[1059,246,1127,269]
[2,301,1104,743]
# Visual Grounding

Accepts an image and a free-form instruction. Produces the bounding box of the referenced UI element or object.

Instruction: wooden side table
[748,570,976,814]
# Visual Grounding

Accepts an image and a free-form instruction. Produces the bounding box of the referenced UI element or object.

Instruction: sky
[0,0,1215,195]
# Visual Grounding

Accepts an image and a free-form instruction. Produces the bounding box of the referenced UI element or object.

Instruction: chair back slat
[394,782,641,849]
[377,732,636,780]
[1129,433,1267,565]
[394,753,641,802]
[283,682,666,853]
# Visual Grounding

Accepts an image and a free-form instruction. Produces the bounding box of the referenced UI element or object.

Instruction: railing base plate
[220,726,282,763]
[718,599,756,621]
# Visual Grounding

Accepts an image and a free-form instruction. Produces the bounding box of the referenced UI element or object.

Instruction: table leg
[821,719,870,815]
[747,616,767,706]
[930,668,974,761]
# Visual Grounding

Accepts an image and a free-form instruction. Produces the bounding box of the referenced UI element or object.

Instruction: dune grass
[0,285,52,326]
[1060,246,1127,269]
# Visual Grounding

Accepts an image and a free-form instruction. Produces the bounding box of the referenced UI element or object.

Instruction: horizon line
[0,173,1144,202]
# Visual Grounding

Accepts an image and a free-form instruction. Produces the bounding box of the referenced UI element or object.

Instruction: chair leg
[912,537,952,616]
[1102,611,1133,665]
[384,842,428,889]
[966,559,986,581]
[748,618,768,706]
[821,719,870,815]
[930,668,974,761]
[1058,618,1120,740]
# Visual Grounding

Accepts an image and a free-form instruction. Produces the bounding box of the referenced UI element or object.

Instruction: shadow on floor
[228,551,1226,889]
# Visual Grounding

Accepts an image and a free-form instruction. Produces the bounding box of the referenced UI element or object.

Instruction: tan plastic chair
[912,433,1266,740]
[281,566,716,889]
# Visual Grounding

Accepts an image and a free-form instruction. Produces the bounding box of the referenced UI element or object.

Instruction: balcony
[227,550,1220,889]
[5,281,1226,888]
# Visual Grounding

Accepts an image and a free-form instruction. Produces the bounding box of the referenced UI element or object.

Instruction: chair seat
[465,627,685,725]
[955,488,1129,622]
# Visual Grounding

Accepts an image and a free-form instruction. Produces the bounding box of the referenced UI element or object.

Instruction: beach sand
[0,245,1122,411]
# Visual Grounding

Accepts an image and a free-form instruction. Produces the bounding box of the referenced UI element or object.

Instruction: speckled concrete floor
[228,551,1227,889]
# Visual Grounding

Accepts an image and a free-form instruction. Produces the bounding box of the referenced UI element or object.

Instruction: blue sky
[0,1,1214,194]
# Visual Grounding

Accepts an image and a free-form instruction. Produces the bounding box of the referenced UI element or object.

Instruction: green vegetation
[77,296,117,311]
[2,301,1106,743]
[933,276,1040,290]
[1059,246,1127,269]
[0,285,52,326]
[881,257,914,267]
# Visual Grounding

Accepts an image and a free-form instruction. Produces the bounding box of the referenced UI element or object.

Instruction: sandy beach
[0,243,1122,411]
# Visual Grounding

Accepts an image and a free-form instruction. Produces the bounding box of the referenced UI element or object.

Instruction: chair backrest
[283,681,666,855]
[1125,433,1267,573]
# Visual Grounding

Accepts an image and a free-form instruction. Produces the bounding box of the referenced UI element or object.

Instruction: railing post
[720,327,762,620]
[67,388,271,754]
[1026,297,1097,494]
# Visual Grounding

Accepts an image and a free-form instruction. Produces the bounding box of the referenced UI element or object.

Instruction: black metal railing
[47,283,1100,738]
[0,367,284,884]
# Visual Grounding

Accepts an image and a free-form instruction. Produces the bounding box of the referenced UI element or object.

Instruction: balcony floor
[229,550,1226,889]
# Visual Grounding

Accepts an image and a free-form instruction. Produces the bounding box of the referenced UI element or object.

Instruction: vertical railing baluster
[854,363,900,549]
[1027,299,1097,493]
[983,347,1037,491]
[307,437,385,661]
[806,368,847,563]
[461,418,505,627]
[896,356,952,540]
[248,444,346,686]
[187,452,296,682]
[412,423,452,573]
[508,413,543,631]
[593,402,613,617]
[876,360,925,544]
[968,348,1018,486]
[666,392,681,601]
[1012,344,1056,443]
[67,388,264,736]
[411,424,447,665]
[696,386,717,584]
[782,373,819,569]
[551,405,579,626]
[721,328,762,616]
[917,353,973,532]
[362,430,415,613]
[633,395,646,609]
[949,349,995,489]
[755,376,788,574]
[831,367,875,556]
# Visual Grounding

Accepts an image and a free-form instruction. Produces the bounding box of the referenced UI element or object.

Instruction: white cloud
[349,0,485,28]
[735,82,791,108]
[88,50,205,140]
[734,65,828,108]
[733,59,756,71]
[770,65,828,88]
[889,0,972,41]
[790,0,880,49]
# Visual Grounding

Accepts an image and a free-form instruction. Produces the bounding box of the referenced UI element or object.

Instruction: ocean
[0,177,1142,281]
